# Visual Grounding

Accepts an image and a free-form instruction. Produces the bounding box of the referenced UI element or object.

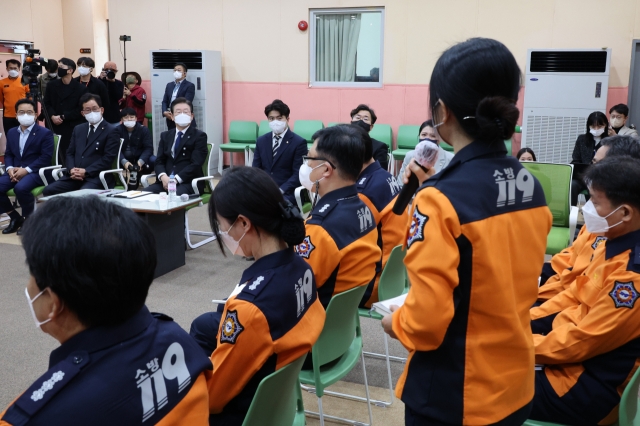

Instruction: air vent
[152,51,203,70]
[530,51,607,73]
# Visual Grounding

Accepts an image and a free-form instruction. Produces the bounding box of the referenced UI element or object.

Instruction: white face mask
[25,287,52,328]
[269,119,287,135]
[582,199,623,234]
[219,218,247,256]
[49,73,58,78]
[8,69,19,78]
[78,66,91,76]
[123,120,136,128]
[299,162,327,192]
[174,113,192,127]
[173,71,183,80]
[590,128,605,137]
[85,111,102,125]
[18,114,36,127]
[610,118,625,128]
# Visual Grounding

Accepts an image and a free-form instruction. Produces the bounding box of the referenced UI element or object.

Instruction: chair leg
[184,210,216,250]
[361,350,374,426]
[317,397,325,426]
[383,332,395,404]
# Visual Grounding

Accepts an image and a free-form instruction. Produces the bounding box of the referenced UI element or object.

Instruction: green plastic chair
[258,120,271,137]
[241,355,307,426]
[299,285,373,426]
[145,112,152,134]
[185,143,217,249]
[522,162,578,255]
[7,135,61,204]
[326,122,341,127]
[505,139,513,156]
[293,120,324,144]
[391,124,420,160]
[369,123,392,148]
[440,141,454,153]
[219,121,257,173]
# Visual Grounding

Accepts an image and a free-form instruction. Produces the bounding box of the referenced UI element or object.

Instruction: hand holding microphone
[392,139,439,215]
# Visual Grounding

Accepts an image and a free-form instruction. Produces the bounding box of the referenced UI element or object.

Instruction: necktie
[87,125,95,141]
[273,135,281,157]
[173,131,183,158]
[171,82,180,102]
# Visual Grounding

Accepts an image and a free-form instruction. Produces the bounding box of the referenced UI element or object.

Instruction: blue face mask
[419,138,438,144]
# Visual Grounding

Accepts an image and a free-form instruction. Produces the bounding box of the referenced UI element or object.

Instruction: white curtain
[316,14,362,82]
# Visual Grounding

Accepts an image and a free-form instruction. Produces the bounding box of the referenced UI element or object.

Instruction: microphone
[392,139,439,215]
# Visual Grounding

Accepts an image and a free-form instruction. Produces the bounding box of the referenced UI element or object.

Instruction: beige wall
[108,0,640,87]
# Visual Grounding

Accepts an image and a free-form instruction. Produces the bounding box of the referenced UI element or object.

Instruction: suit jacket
[64,121,120,185]
[43,78,87,126]
[155,125,207,184]
[571,134,599,164]
[252,129,307,196]
[73,76,110,111]
[617,125,639,138]
[5,124,54,177]
[117,123,153,165]
[161,79,196,113]
[371,138,389,170]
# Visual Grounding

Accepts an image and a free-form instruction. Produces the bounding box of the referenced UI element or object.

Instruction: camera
[106,70,116,79]
[127,163,140,190]
[22,49,48,79]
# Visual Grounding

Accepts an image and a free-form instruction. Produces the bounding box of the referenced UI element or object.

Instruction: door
[628,40,640,130]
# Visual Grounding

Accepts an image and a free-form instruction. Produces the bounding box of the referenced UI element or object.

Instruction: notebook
[370,293,408,316]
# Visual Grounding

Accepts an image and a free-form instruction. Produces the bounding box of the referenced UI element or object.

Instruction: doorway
[628,40,640,129]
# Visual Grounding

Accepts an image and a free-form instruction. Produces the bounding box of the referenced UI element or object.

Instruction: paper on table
[370,293,408,316]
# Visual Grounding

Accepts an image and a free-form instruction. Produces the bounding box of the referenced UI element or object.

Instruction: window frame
[309,7,385,88]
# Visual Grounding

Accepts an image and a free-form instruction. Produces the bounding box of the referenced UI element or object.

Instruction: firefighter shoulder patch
[609,281,639,309]
[295,236,315,259]
[407,206,428,249]
[220,310,244,344]
[592,236,607,250]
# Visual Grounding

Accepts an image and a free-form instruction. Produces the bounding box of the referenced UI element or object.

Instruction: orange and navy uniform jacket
[0,306,212,426]
[295,184,381,308]
[207,247,325,424]
[0,77,29,118]
[391,141,552,425]
[530,229,640,425]
[538,226,606,303]
[356,161,406,308]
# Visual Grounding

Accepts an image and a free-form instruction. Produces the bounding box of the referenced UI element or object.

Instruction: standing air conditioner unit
[150,50,222,175]
[522,48,611,164]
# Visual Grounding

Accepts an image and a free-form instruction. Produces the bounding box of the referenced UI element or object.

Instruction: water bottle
[168,173,177,201]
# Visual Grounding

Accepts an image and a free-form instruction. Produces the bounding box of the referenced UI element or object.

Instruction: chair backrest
[293,120,324,143]
[378,246,407,301]
[203,143,215,192]
[241,355,306,426]
[258,120,271,137]
[522,162,573,227]
[440,141,454,153]
[52,135,61,166]
[370,124,392,148]
[229,121,258,143]
[312,285,367,367]
[618,363,640,425]
[397,125,421,150]
[326,122,341,127]
[114,138,126,187]
[505,139,512,156]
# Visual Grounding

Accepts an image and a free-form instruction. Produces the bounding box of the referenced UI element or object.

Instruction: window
[309,7,384,88]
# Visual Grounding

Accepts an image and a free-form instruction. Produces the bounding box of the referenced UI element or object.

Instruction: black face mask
[351,120,371,133]
[57,68,68,78]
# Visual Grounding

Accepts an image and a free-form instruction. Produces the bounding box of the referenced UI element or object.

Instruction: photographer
[0,59,30,133]
[36,59,58,99]
[117,107,153,189]
[98,61,124,124]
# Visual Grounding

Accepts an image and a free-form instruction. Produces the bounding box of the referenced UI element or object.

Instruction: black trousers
[405,401,532,426]
[190,310,223,357]
[42,178,107,196]
[2,117,19,134]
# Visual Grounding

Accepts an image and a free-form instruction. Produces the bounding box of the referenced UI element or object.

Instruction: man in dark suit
[161,62,196,130]
[43,57,87,165]
[117,107,154,188]
[43,93,120,196]
[252,99,307,203]
[0,99,54,234]
[147,97,207,195]
[350,104,389,170]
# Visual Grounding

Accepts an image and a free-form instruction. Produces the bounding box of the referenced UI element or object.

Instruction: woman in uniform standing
[382,38,552,425]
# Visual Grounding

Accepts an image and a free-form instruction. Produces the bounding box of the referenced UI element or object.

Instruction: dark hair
[209,167,305,254]
[349,123,373,162]
[15,98,37,112]
[174,62,188,73]
[349,104,378,124]
[430,38,521,145]
[77,57,95,68]
[58,57,76,72]
[419,119,434,134]
[45,59,58,73]
[584,111,609,146]
[609,104,629,117]
[312,125,365,181]
[585,156,640,211]
[601,135,640,159]
[5,59,21,69]
[516,147,537,161]
[120,107,137,118]
[264,99,290,118]
[170,97,192,114]
[21,196,157,327]
[79,93,103,108]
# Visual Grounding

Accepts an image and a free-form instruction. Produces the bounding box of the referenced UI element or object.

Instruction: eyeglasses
[353,115,371,123]
[17,111,35,116]
[302,156,335,168]
[82,107,101,114]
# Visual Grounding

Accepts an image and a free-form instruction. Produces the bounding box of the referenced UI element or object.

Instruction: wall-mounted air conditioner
[522,48,611,164]
[149,50,222,175]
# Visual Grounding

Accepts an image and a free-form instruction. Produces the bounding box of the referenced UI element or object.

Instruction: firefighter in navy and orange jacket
[352,124,406,308]
[188,166,325,425]
[530,156,640,425]
[294,125,381,308]
[382,38,553,425]
[0,196,212,426]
